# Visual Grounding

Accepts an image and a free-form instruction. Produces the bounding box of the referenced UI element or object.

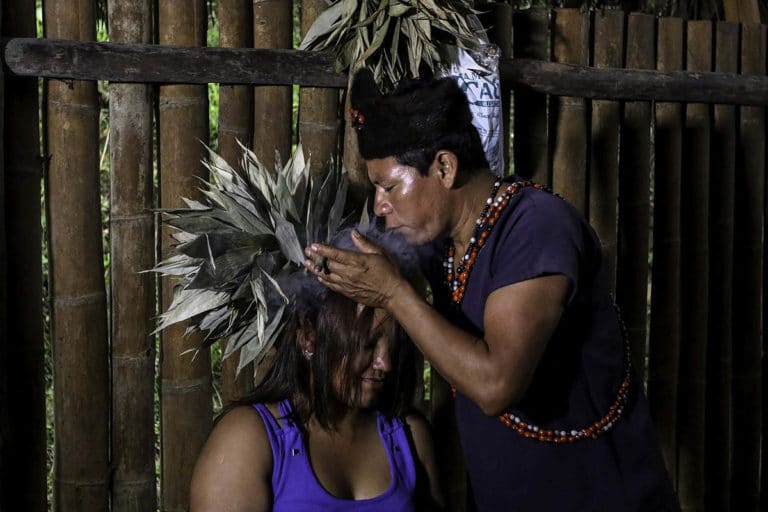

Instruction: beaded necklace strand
[443,179,631,443]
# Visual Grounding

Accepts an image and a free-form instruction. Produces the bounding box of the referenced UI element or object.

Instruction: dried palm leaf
[152,144,357,374]
[300,0,481,91]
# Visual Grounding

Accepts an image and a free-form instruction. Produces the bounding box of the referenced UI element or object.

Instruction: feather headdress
[151,144,365,375]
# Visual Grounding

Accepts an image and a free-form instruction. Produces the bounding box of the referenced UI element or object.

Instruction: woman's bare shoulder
[190,405,274,511]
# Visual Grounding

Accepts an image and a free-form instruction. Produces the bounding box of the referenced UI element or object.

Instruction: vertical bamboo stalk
[253,0,292,171]
[589,10,623,292]
[298,0,340,176]
[649,15,683,485]
[108,0,156,510]
[678,20,712,512]
[1,0,45,509]
[512,7,549,184]
[706,21,738,512]
[44,0,110,509]
[0,0,7,506]
[550,8,588,214]
[158,1,212,510]
[617,13,654,378]
[218,0,254,404]
[732,22,765,512]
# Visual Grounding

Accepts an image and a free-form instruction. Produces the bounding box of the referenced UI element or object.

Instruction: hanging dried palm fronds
[152,145,362,374]
[300,0,480,90]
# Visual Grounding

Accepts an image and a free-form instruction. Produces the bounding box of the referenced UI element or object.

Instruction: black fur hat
[349,68,477,160]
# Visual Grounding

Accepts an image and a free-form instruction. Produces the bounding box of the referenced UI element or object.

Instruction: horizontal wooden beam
[504,58,768,106]
[4,37,768,105]
[3,37,348,87]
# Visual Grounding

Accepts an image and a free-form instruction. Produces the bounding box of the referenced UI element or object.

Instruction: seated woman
[189,289,443,511]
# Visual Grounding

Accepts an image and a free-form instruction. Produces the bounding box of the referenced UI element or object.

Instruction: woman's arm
[190,406,273,512]
[404,413,444,510]
[305,233,569,415]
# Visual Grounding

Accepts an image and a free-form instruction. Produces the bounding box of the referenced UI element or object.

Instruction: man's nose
[373,190,392,217]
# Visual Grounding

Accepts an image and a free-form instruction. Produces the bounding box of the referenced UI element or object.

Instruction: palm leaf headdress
[152,144,366,375]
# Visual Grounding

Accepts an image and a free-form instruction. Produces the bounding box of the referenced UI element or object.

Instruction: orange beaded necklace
[444,179,631,443]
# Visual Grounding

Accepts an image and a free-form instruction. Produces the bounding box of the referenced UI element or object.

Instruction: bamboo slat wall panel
[732,23,766,512]
[551,8,588,213]
[107,0,157,509]
[44,0,110,509]
[299,0,340,176]
[706,21,738,512]
[218,0,255,404]
[1,0,46,509]
[678,20,712,511]
[588,10,623,292]
[512,8,549,184]
[253,0,292,170]
[158,1,213,509]
[617,13,654,378]
[649,16,683,482]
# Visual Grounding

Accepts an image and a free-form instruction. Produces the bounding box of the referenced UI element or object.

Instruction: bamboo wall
[2,3,768,512]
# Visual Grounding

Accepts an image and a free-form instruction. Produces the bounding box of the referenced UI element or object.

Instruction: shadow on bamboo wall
[1,2,768,512]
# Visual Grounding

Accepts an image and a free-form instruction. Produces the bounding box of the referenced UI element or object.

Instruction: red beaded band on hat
[350,108,365,130]
[444,179,631,443]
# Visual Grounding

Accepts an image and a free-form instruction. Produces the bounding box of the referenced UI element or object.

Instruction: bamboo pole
[512,7,549,184]
[158,1,212,510]
[1,0,45,508]
[705,21,738,512]
[252,0,292,171]
[218,0,254,404]
[588,10,623,293]
[44,0,110,509]
[298,0,340,176]
[108,0,156,510]
[649,15,683,485]
[731,23,765,512]
[617,13,654,378]
[550,8,588,214]
[678,20,712,512]
[0,0,7,506]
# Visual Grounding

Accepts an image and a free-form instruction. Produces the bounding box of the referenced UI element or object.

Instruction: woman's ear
[431,150,459,189]
[297,324,316,359]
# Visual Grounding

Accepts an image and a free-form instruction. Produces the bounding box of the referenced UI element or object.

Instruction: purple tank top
[252,400,417,511]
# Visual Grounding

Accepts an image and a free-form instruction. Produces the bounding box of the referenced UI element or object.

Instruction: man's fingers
[351,229,383,255]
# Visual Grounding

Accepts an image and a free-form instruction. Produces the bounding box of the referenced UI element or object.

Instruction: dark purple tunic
[425,180,679,511]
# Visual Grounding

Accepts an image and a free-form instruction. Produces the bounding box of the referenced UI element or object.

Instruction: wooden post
[649,15,683,485]
[705,21,738,512]
[550,8,588,213]
[107,0,157,510]
[678,20,712,511]
[617,13,654,378]
[158,1,212,510]
[1,0,46,509]
[44,0,110,509]
[588,9,624,292]
[512,7,549,184]
[218,0,254,404]
[732,23,765,512]
[298,0,340,176]
[253,0,292,171]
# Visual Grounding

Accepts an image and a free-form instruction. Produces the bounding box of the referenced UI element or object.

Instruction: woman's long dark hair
[222,291,417,431]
